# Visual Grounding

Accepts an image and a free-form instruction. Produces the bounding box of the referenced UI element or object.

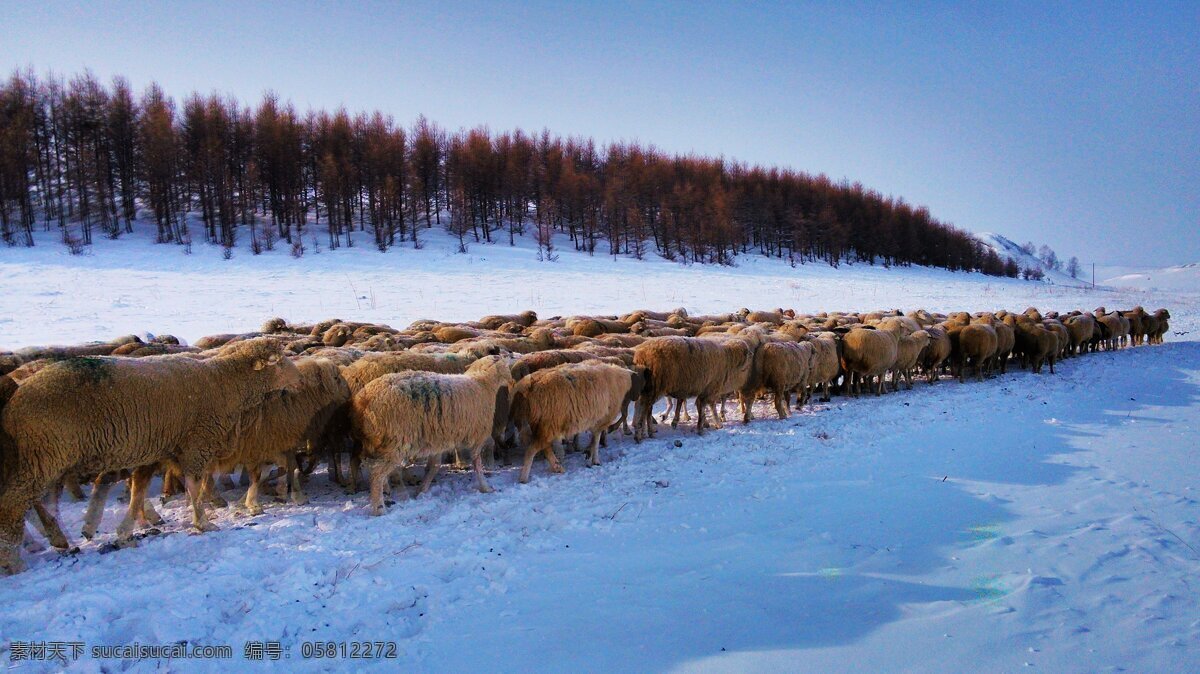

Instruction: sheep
[510,361,637,482]
[1010,316,1058,374]
[343,352,483,393]
[193,332,259,350]
[920,325,952,383]
[432,325,482,344]
[1093,311,1126,350]
[803,333,842,403]
[350,355,514,515]
[1123,308,1146,346]
[210,358,351,515]
[632,332,759,440]
[0,338,300,573]
[14,338,143,362]
[1148,309,1171,344]
[739,340,814,420]
[319,323,355,347]
[835,326,897,396]
[596,333,646,348]
[567,317,631,337]
[620,308,688,324]
[0,355,24,376]
[1064,313,1095,356]
[957,323,998,382]
[891,329,931,391]
[476,311,538,330]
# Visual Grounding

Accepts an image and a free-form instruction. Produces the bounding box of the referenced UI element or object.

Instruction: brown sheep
[1064,314,1095,356]
[568,317,631,337]
[632,332,759,439]
[432,325,483,344]
[957,323,998,382]
[836,326,897,396]
[0,355,24,376]
[739,340,814,420]
[476,311,538,330]
[1148,309,1170,344]
[0,338,300,573]
[216,358,350,515]
[511,361,637,482]
[1011,316,1057,374]
[803,333,842,403]
[921,325,952,383]
[891,330,931,391]
[350,356,514,514]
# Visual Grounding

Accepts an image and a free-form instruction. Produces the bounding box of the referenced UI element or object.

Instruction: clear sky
[3,1,1197,265]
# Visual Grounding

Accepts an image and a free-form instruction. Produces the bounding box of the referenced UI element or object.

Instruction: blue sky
[3,1,1197,265]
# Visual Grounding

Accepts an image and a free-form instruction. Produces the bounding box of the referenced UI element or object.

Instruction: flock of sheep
[0,304,1172,575]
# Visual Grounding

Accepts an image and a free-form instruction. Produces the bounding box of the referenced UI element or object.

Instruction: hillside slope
[0,225,1175,349]
[976,232,1087,286]
[1099,262,1200,292]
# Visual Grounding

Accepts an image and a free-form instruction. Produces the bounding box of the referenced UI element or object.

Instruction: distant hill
[976,233,1088,286]
[1098,262,1200,292]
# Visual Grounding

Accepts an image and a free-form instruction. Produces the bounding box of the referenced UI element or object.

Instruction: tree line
[0,70,1021,276]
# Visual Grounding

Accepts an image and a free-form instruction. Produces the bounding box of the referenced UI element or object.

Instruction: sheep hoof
[291,494,309,506]
[247,506,264,517]
[192,522,220,534]
[478,484,494,494]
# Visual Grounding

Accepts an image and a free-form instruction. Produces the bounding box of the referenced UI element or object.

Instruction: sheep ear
[253,359,267,371]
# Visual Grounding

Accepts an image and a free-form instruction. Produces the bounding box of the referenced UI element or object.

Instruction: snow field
[0,226,1197,672]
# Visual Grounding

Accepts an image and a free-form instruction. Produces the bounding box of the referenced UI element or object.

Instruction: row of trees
[1018,241,1081,279]
[2,70,1020,276]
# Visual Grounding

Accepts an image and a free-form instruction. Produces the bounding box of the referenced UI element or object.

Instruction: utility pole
[1092,263,1095,289]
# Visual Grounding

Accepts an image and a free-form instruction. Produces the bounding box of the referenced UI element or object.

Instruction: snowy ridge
[976,232,1088,286]
[1099,262,1200,292]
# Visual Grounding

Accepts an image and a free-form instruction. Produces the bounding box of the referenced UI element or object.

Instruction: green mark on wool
[406,379,444,414]
[61,357,114,385]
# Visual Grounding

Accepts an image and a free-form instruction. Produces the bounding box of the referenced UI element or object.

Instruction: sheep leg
[519,442,541,484]
[81,474,116,540]
[288,453,308,505]
[348,445,363,494]
[365,456,398,516]
[417,455,441,496]
[198,474,228,508]
[328,443,345,486]
[695,397,708,436]
[244,465,264,516]
[62,474,86,502]
[774,388,789,420]
[32,502,70,551]
[184,476,219,533]
[671,397,684,429]
[544,441,566,474]
[22,522,45,553]
[472,451,494,493]
[587,426,604,467]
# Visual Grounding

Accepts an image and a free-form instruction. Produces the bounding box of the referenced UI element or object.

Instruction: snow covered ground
[0,227,1197,672]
